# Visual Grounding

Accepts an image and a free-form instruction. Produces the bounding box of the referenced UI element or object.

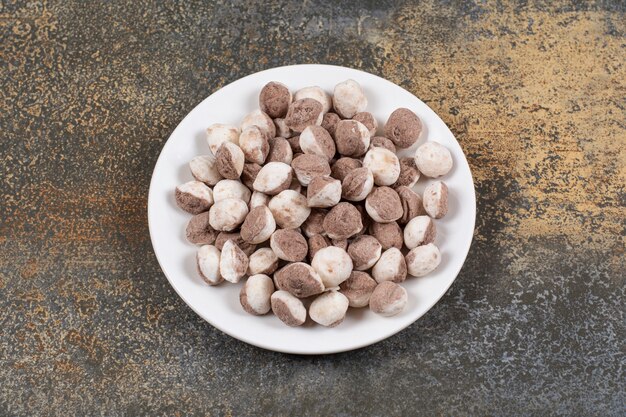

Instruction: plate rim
[147,64,477,355]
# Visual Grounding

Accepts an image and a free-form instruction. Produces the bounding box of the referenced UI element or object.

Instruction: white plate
[148,64,476,354]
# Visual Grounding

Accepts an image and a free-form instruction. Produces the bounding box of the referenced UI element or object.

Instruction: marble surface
[1,1,624,415]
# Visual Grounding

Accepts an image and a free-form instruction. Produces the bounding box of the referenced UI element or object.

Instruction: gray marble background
[1,1,624,415]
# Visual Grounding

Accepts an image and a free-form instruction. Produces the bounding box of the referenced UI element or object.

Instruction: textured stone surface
[1,1,624,415]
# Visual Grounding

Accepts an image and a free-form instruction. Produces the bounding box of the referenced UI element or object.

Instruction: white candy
[240,206,276,244]
[309,291,350,327]
[403,215,436,249]
[268,190,311,229]
[215,142,245,179]
[208,198,249,231]
[219,239,249,283]
[175,180,214,214]
[341,167,374,202]
[196,245,222,285]
[274,118,292,138]
[414,142,453,178]
[212,179,251,204]
[369,281,407,317]
[372,247,407,283]
[247,247,279,276]
[189,155,223,186]
[333,79,368,119]
[299,125,335,161]
[294,86,332,113]
[422,181,449,219]
[335,120,371,157]
[348,235,382,271]
[271,290,307,327]
[307,176,342,208]
[311,246,353,288]
[206,123,240,155]
[267,137,293,164]
[241,109,276,140]
[253,161,293,195]
[239,126,269,164]
[362,147,401,186]
[240,274,275,315]
[249,191,270,209]
[406,243,441,277]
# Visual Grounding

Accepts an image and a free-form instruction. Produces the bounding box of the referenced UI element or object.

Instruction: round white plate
[148,64,476,354]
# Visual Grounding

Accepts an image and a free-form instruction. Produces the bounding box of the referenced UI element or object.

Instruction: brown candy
[215,142,245,180]
[352,111,378,136]
[369,136,396,153]
[271,291,306,326]
[332,238,348,251]
[331,157,362,182]
[259,81,292,118]
[334,120,371,157]
[291,153,331,186]
[241,162,262,189]
[308,234,330,260]
[321,112,341,138]
[266,137,293,165]
[323,202,363,240]
[369,281,407,316]
[369,221,403,250]
[285,98,324,132]
[186,211,218,245]
[354,204,371,236]
[307,176,342,208]
[365,186,403,223]
[215,231,257,257]
[347,235,382,271]
[384,108,422,148]
[175,181,214,214]
[394,157,421,189]
[274,262,324,298]
[395,186,425,224]
[240,206,276,244]
[299,125,336,161]
[341,167,374,202]
[301,209,327,238]
[339,271,377,308]
[286,135,302,153]
[270,229,308,262]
